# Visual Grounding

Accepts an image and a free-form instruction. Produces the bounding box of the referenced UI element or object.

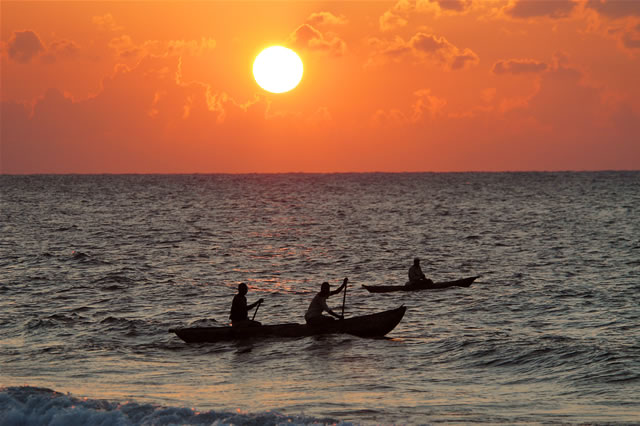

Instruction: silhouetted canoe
[362,276,479,293]
[170,306,406,343]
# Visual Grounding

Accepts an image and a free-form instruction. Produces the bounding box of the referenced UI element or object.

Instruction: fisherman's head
[320,282,330,295]
[414,257,420,266]
[238,283,248,295]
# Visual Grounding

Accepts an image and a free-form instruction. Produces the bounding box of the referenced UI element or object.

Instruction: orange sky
[1,0,639,173]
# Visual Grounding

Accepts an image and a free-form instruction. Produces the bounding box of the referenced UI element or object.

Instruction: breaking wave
[0,386,343,426]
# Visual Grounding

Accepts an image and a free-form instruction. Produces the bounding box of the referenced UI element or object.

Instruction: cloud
[40,39,81,64]
[368,36,411,59]
[49,40,80,58]
[108,35,146,59]
[7,30,45,63]
[502,57,604,130]
[5,30,85,65]
[108,35,216,61]
[289,24,346,56]
[369,53,640,170]
[492,59,548,74]
[409,32,479,69]
[380,12,409,32]
[92,14,124,32]
[380,0,412,31]
[166,38,217,56]
[411,89,448,120]
[584,0,640,19]
[369,32,479,70]
[371,108,409,127]
[488,53,593,117]
[450,50,480,70]
[504,0,578,19]
[306,12,348,26]
[372,88,447,126]
[429,0,473,12]
[379,0,473,31]
[581,0,640,46]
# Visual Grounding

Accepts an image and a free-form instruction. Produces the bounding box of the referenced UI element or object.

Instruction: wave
[92,273,136,287]
[25,313,88,330]
[0,386,343,426]
[67,251,111,266]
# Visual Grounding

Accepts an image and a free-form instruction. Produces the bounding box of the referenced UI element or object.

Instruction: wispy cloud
[493,59,548,74]
[369,32,479,70]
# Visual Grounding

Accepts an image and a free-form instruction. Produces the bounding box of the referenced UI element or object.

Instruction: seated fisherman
[407,257,433,286]
[305,278,348,326]
[229,283,264,327]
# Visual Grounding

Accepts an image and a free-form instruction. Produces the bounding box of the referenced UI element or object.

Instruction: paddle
[341,278,348,319]
[252,300,263,321]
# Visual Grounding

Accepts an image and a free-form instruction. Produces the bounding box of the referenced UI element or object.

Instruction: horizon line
[1,169,639,176]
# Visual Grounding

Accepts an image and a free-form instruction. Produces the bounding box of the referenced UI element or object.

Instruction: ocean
[1,172,638,425]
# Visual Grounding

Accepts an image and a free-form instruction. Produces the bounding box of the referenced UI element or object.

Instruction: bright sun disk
[253,46,303,94]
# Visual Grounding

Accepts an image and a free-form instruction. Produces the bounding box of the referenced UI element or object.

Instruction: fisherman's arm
[320,299,343,319]
[247,298,264,309]
[330,278,348,295]
[327,308,344,320]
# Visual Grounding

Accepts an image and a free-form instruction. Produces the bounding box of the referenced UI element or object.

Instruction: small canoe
[362,276,479,293]
[170,306,406,343]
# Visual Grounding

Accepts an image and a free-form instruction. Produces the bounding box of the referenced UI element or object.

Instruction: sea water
[1,172,639,424]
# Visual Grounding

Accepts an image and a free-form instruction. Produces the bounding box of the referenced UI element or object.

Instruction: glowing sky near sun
[1,1,639,173]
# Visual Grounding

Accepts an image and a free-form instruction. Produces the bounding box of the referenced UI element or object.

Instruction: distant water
[1,172,639,425]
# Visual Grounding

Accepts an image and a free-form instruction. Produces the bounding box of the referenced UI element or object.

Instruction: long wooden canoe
[170,306,406,343]
[362,276,479,293]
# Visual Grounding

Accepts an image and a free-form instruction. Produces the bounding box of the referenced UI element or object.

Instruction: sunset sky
[1,0,639,173]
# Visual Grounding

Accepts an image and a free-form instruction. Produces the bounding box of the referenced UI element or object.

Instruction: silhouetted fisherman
[407,257,433,286]
[305,278,348,326]
[230,283,264,327]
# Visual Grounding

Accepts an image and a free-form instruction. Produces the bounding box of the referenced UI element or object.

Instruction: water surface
[1,172,639,424]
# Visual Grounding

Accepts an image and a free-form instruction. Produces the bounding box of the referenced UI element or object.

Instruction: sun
[253,46,303,94]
